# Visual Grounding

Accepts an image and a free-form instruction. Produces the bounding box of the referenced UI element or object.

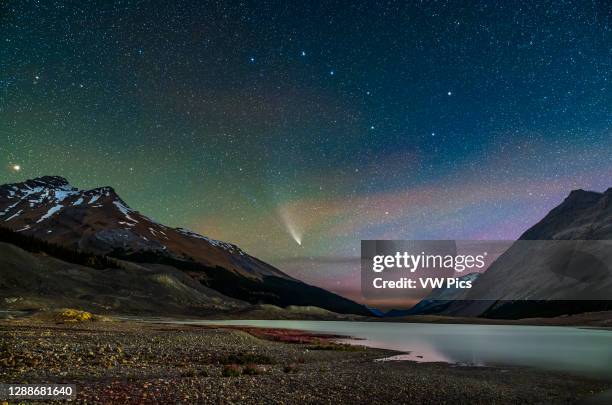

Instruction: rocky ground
[0,316,610,404]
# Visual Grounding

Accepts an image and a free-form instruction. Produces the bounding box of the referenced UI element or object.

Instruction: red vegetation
[221,327,346,344]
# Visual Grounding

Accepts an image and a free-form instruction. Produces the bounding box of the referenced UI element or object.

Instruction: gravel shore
[0,318,609,404]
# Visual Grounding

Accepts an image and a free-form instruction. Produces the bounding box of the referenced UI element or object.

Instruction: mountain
[0,239,248,315]
[421,188,612,318]
[366,306,385,317]
[400,273,480,316]
[0,176,369,316]
[519,189,612,240]
[0,176,283,277]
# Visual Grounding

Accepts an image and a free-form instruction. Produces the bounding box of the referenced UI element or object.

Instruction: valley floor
[0,318,610,404]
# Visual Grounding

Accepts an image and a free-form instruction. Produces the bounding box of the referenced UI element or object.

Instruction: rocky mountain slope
[0,176,369,316]
[416,188,612,318]
[400,273,480,316]
[519,189,612,240]
[0,240,248,315]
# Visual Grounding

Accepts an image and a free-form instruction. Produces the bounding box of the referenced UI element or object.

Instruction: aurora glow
[1,1,610,307]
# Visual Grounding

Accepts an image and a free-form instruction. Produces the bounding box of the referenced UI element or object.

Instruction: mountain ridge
[519,187,612,240]
[0,176,370,316]
[408,187,612,318]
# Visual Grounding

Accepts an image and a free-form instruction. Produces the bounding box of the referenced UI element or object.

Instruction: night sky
[1,1,611,306]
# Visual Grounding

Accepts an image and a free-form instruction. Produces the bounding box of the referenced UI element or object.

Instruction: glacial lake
[169,320,612,379]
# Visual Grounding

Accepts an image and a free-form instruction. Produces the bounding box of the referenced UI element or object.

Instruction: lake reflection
[170,320,612,379]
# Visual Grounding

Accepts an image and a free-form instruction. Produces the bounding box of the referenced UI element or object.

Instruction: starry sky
[1,1,611,307]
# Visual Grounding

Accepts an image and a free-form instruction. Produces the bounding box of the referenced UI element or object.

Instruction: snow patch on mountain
[0,200,21,217]
[112,200,139,223]
[37,205,63,223]
[176,227,245,255]
[4,210,22,222]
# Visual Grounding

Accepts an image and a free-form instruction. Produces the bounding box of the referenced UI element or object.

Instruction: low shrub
[243,364,265,375]
[308,343,364,352]
[222,364,242,377]
[59,309,93,322]
[283,363,298,373]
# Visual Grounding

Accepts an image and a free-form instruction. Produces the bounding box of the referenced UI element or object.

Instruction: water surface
[170,319,612,379]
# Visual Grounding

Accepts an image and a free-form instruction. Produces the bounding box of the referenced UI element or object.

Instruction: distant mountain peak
[88,186,123,204]
[90,185,117,194]
[30,175,72,188]
[25,177,118,198]
[564,188,602,203]
[519,187,610,240]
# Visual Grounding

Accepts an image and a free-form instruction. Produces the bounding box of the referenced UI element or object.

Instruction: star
[1,0,608,309]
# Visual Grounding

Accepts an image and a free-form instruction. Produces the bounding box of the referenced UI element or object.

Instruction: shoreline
[121,313,612,332]
[4,306,612,328]
[1,317,610,404]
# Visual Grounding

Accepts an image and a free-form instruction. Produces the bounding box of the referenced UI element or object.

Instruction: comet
[278,205,302,245]
[239,189,303,245]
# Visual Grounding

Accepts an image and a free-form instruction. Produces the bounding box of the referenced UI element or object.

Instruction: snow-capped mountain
[0,176,369,315]
[0,176,264,273]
